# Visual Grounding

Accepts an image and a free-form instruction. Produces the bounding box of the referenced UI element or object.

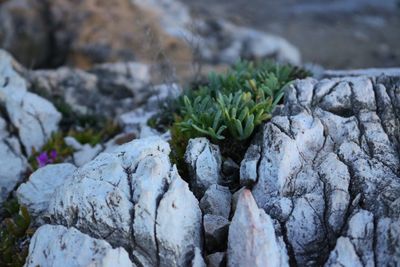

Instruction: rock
[65,136,103,166]
[240,143,261,187]
[0,137,28,205]
[16,163,77,218]
[241,75,400,265]
[191,247,206,267]
[89,62,150,99]
[227,189,289,267]
[203,214,229,253]
[199,185,231,219]
[185,138,222,198]
[323,67,400,79]
[21,137,204,266]
[206,252,225,267]
[325,209,400,267]
[156,170,203,267]
[28,62,152,117]
[231,187,245,214]
[222,157,239,177]
[324,237,363,267]
[0,50,61,155]
[24,224,133,267]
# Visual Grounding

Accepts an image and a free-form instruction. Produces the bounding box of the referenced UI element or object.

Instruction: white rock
[24,224,133,267]
[156,173,203,267]
[17,163,77,217]
[73,143,103,167]
[0,50,61,155]
[185,138,222,198]
[227,189,289,267]
[324,237,363,267]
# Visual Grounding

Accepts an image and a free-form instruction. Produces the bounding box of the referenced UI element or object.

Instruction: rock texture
[25,224,133,267]
[18,137,204,267]
[185,138,222,198]
[227,189,289,267]
[241,75,400,266]
[0,50,61,155]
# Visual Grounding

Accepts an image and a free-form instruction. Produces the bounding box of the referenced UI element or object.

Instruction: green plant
[0,199,34,267]
[28,132,75,170]
[176,61,309,141]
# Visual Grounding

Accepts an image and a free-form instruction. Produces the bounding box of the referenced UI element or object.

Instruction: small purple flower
[36,152,49,168]
[36,150,58,168]
[50,150,58,161]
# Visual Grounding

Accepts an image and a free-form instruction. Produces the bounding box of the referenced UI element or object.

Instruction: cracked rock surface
[25,224,133,267]
[0,50,61,155]
[241,75,400,266]
[18,137,204,267]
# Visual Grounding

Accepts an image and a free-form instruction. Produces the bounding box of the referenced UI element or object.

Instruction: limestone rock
[199,185,231,219]
[20,137,204,266]
[206,252,225,267]
[16,163,77,218]
[227,189,289,267]
[0,50,61,155]
[203,214,229,253]
[241,75,400,265]
[185,138,222,198]
[156,171,203,267]
[24,224,133,267]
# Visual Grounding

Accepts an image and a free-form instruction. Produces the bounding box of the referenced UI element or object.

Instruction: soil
[180,0,400,69]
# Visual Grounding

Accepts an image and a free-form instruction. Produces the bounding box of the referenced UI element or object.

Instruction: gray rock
[25,224,133,267]
[241,76,400,265]
[0,50,61,155]
[28,62,151,118]
[227,189,289,267]
[203,214,229,253]
[185,138,222,198]
[206,252,225,267]
[240,144,261,186]
[16,163,77,218]
[199,185,231,219]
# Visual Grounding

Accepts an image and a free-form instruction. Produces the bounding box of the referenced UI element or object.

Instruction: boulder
[241,75,400,265]
[20,137,204,266]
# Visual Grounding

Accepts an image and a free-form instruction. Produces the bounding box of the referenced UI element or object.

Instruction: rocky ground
[0,0,400,267]
[181,0,400,69]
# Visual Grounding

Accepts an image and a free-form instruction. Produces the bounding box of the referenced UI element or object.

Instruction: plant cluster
[0,199,34,267]
[153,61,310,173]
[176,61,309,141]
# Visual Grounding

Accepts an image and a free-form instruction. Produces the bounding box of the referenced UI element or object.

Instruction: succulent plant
[175,61,310,141]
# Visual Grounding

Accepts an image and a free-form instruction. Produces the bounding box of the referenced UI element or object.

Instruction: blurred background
[182,0,400,69]
[0,0,399,80]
